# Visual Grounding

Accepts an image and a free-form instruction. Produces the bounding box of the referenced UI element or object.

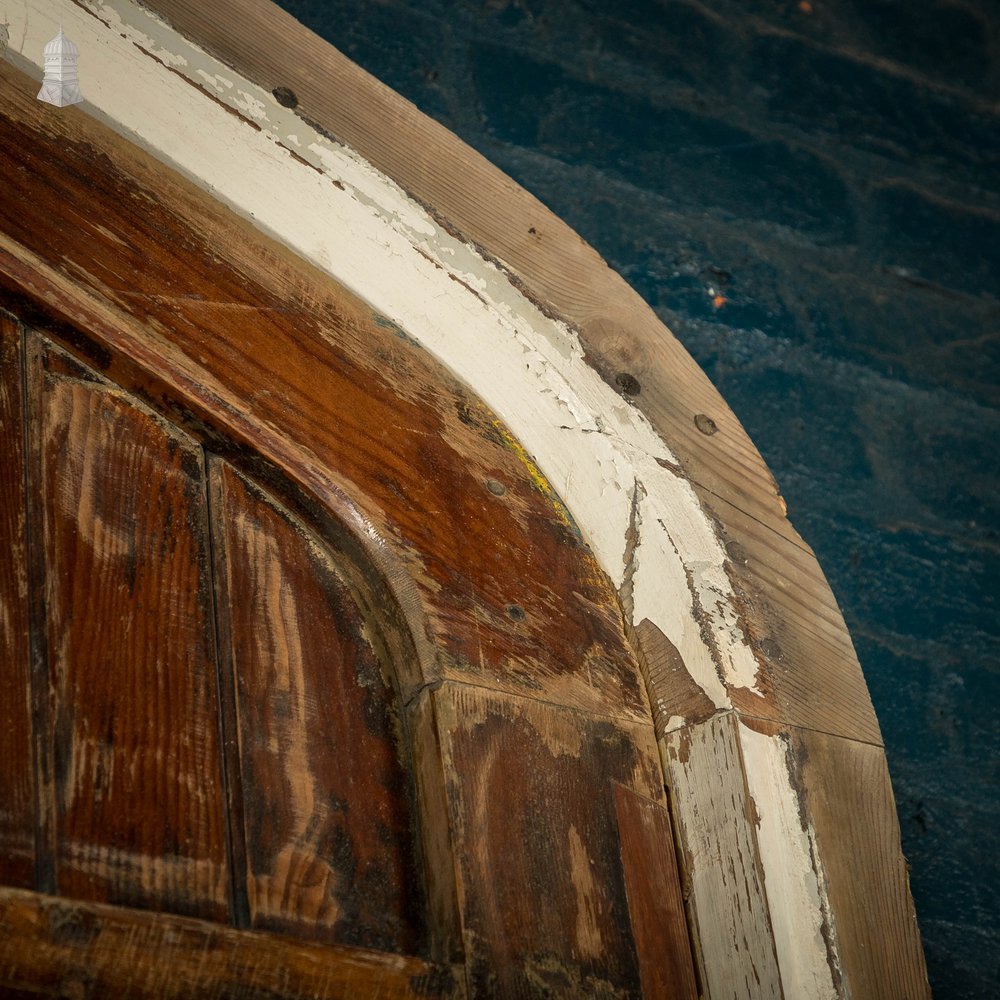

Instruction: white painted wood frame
[3,2,929,996]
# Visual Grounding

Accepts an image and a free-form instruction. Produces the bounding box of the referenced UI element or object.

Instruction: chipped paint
[6,1,759,720]
[8,2,844,993]
[739,721,842,999]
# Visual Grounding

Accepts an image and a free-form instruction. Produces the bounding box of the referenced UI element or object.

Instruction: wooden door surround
[0,59,697,998]
[0,0,930,990]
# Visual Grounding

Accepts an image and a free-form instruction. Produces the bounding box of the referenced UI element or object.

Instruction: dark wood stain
[211,461,426,954]
[0,61,647,726]
[613,784,699,1000]
[439,685,668,998]
[36,338,229,920]
[0,310,34,888]
[0,60,698,997]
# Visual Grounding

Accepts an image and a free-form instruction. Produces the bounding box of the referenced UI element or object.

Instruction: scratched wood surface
[613,785,699,1000]
[0,888,461,999]
[147,0,788,535]
[429,683,697,998]
[0,60,647,729]
[146,0,881,748]
[712,491,881,743]
[32,336,230,920]
[211,460,425,954]
[0,310,34,889]
[662,713,783,1000]
[0,59,699,996]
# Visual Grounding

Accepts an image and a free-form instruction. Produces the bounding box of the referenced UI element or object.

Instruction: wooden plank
[430,682,671,998]
[0,59,649,727]
[792,727,930,999]
[662,713,783,1000]
[0,310,34,888]
[0,41,926,997]
[210,460,426,954]
[35,337,229,920]
[0,887,460,999]
[711,490,881,743]
[631,618,717,737]
[613,784,699,1000]
[736,719,840,999]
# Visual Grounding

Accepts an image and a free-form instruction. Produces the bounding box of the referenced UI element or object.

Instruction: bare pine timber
[33,335,230,920]
[0,311,34,888]
[712,491,881,743]
[210,460,426,954]
[0,887,461,1000]
[790,726,928,999]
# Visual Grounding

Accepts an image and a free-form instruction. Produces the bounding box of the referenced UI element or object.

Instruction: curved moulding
[4,1,929,997]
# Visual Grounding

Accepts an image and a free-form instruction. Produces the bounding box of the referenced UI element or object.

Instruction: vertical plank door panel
[211,461,425,954]
[613,784,699,1000]
[35,337,229,920]
[0,311,34,888]
[433,683,675,998]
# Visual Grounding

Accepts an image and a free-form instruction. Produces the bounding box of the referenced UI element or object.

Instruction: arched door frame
[2,2,928,997]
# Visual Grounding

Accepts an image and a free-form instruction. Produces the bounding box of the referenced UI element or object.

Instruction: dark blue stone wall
[277,2,998,994]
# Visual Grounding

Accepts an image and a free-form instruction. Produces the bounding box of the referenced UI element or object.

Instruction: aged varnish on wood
[0,55,698,998]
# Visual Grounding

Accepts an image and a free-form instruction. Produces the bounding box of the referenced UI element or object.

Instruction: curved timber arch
[0,55,684,996]
[0,1,928,998]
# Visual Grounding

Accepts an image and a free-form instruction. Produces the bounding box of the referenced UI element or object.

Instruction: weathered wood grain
[0,310,34,889]
[0,41,927,998]
[146,0,790,543]
[630,619,717,738]
[715,492,881,743]
[0,59,648,728]
[430,682,678,998]
[792,727,930,999]
[210,460,426,954]
[406,681,463,966]
[662,713,783,1000]
[35,337,229,920]
[613,784,699,1000]
[0,887,461,999]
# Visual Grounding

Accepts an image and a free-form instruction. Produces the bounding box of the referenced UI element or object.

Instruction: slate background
[276,1,999,994]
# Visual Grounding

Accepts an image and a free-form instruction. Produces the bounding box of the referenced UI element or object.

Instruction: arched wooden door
[0,57,697,998]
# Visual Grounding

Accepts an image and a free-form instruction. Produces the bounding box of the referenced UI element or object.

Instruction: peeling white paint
[7,1,762,695]
[8,2,847,993]
[739,722,842,999]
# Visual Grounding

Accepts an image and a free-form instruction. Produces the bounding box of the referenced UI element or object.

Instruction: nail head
[694,413,718,435]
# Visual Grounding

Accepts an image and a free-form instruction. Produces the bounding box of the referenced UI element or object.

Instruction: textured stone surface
[277,2,999,994]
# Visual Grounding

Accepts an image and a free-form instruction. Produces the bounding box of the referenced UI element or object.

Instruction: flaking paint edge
[9,2,843,994]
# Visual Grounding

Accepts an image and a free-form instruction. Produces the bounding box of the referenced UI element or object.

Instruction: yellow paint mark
[491,419,576,531]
